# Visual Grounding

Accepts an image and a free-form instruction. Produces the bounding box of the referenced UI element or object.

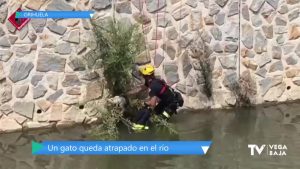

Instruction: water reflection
[1,103,300,169]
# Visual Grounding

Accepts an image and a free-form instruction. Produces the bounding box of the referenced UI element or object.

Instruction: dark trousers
[134,100,178,125]
[154,101,177,116]
[134,108,151,125]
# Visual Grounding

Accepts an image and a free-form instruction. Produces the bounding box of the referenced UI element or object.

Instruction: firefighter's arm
[145,96,158,108]
[127,85,148,95]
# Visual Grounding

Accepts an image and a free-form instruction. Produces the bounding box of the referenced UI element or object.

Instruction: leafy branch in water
[151,115,178,135]
[88,104,178,139]
[87,18,177,138]
[120,100,178,135]
[86,18,145,139]
[88,105,123,140]
[91,18,145,96]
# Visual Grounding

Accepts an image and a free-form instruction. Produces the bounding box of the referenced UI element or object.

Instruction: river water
[1,102,300,169]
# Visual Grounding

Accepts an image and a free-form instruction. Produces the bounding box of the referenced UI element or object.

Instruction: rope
[238,0,241,79]
[179,0,182,40]
[154,0,161,59]
[112,0,116,20]
[162,1,167,59]
[138,0,150,60]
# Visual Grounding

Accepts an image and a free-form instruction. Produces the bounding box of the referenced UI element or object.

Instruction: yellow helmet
[139,64,155,76]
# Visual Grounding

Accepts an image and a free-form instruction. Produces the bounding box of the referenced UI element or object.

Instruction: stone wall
[0,0,107,133]
[239,0,300,105]
[0,0,300,133]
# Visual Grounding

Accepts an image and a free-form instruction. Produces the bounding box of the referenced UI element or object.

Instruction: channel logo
[248,144,287,156]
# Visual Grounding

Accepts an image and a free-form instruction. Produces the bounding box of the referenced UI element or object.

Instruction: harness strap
[148,79,168,96]
[159,84,167,96]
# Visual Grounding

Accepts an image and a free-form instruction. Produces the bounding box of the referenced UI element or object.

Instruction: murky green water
[1,102,300,169]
